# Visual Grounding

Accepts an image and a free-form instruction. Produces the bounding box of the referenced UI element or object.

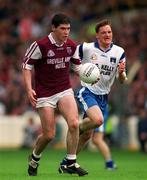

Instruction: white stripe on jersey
[23,64,34,70]
[25,42,37,57]
[23,41,42,69]
[25,42,41,59]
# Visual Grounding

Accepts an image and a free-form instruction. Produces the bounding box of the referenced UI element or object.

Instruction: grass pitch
[0,148,147,180]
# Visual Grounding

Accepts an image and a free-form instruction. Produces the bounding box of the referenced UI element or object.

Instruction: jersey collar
[94,41,113,52]
[48,33,65,47]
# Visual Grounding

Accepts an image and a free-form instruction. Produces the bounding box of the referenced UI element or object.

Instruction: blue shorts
[76,87,108,132]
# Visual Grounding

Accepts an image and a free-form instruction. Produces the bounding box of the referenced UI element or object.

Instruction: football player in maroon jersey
[22,13,88,176]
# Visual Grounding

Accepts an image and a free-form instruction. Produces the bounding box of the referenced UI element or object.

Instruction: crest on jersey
[110,57,116,65]
[67,47,72,54]
[47,50,55,57]
[90,54,97,60]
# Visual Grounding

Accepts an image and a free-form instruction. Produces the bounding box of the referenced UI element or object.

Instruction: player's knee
[69,118,79,130]
[47,133,55,142]
[96,115,103,127]
[92,115,103,128]
[43,131,55,142]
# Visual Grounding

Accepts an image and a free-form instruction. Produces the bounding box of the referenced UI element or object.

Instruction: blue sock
[106,160,114,168]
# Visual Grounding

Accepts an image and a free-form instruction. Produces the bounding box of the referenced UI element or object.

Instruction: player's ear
[51,25,56,32]
[96,33,99,39]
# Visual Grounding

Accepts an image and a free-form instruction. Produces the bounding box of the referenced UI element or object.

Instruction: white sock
[33,150,42,159]
[66,154,76,160]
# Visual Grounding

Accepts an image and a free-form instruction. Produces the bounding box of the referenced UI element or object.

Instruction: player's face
[96,25,112,49]
[52,24,70,45]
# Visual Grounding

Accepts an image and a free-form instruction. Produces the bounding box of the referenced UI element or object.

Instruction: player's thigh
[58,95,79,125]
[38,107,56,134]
[86,105,103,123]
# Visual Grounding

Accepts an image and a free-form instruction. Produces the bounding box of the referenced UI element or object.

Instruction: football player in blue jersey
[60,19,127,171]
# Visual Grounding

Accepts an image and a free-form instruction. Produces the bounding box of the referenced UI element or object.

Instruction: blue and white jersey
[78,42,126,95]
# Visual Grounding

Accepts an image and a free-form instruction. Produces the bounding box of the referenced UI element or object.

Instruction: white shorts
[36,88,74,108]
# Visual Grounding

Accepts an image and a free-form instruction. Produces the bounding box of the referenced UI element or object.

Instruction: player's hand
[118,72,128,83]
[118,61,126,74]
[27,89,37,107]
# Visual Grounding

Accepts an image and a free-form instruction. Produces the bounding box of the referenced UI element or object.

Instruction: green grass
[0,148,147,180]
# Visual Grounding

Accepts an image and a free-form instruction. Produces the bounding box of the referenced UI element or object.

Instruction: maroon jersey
[23,33,80,98]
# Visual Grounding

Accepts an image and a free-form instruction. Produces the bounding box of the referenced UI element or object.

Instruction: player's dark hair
[95,19,111,33]
[51,13,71,28]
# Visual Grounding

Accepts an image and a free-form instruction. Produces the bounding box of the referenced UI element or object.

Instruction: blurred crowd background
[0,0,147,152]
